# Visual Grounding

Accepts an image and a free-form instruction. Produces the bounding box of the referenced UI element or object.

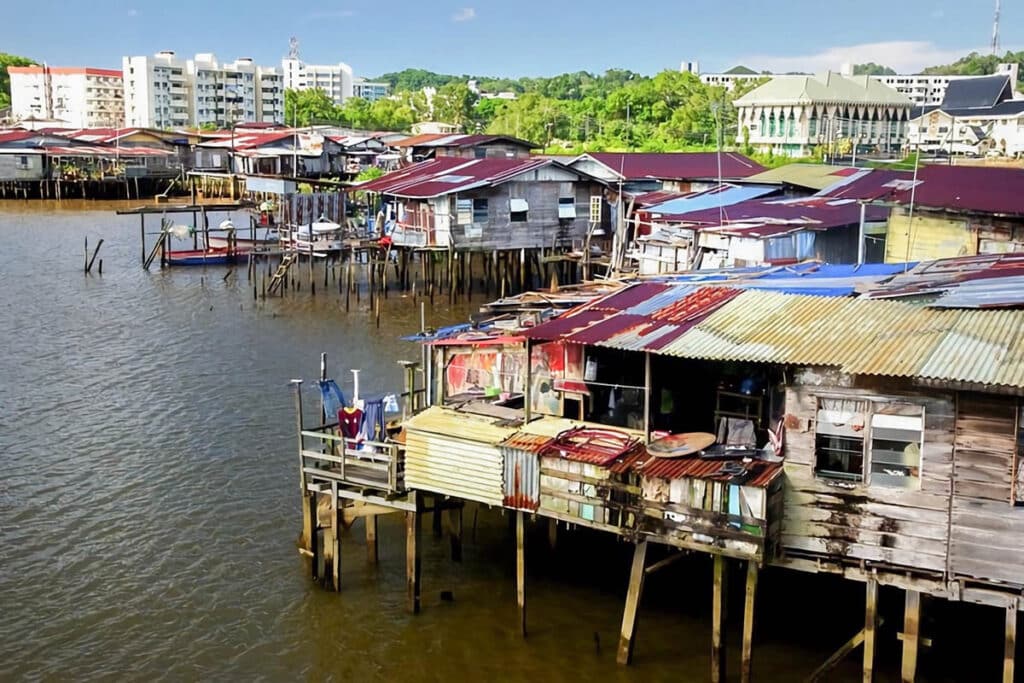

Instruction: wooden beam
[807,629,866,683]
[406,493,421,615]
[901,590,921,683]
[617,539,648,665]
[742,561,759,683]
[517,510,527,637]
[864,577,878,683]
[712,554,729,683]
[1005,603,1018,683]
[547,517,557,551]
[365,514,378,565]
[644,550,687,576]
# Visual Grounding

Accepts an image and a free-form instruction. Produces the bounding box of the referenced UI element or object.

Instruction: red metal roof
[357,156,561,199]
[582,152,765,181]
[524,283,741,351]
[0,131,38,144]
[8,66,122,78]
[634,455,783,487]
[894,165,1024,216]
[818,169,915,201]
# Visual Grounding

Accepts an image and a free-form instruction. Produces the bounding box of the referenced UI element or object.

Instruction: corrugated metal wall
[405,431,505,506]
[500,446,540,511]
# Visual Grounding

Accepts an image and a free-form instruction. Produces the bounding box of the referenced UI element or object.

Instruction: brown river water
[0,200,1005,681]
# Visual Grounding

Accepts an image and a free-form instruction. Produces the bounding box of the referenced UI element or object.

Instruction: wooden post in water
[292,380,316,579]
[901,590,921,683]
[741,560,759,683]
[616,539,648,665]
[516,509,527,637]
[864,576,879,683]
[448,505,463,563]
[712,555,729,682]
[1005,603,1018,683]
[406,492,421,614]
[139,215,146,265]
[365,515,378,565]
[330,481,341,592]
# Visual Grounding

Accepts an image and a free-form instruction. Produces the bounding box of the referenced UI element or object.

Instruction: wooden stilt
[547,518,557,551]
[1005,603,1018,683]
[616,539,648,665]
[331,482,341,591]
[406,494,421,614]
[901,590,921,683]
[305,493,318,580]
[741,560,759,683]
[365,514,378,564]
[712,554,729,683]
[864,577,878,683]
[433,497,444,538]
[448,505,463,563]
[516,510,527,637]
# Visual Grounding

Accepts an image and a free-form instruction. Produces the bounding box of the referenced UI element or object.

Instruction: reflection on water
[0,200,1001,681]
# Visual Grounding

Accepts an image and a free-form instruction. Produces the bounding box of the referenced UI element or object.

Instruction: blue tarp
[647,185,777,216]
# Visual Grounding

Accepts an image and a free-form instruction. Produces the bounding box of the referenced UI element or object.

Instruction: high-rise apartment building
[123,51,283,128]
[8,65,124,127]
[282,57,354,105]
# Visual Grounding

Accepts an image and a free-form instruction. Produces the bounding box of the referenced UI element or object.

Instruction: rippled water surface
[0,201,1005,682]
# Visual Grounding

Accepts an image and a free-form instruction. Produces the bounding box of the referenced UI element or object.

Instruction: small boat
[166,247,239,266]
[286,216,344,256]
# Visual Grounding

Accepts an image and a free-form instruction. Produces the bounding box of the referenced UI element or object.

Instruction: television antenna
[288,36,300,60]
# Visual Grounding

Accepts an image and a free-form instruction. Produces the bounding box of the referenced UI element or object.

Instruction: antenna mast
[991,0,1001,55]
[288,36,300,60]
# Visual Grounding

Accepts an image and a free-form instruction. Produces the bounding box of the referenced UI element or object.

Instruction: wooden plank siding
[949,393,1024,587]
[780,372,955,576]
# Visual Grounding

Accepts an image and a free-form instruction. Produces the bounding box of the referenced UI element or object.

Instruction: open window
[558,197,577,219]
[814,398,867,482]
[869,405,923,489]
[813,396,923,489]
[509,198,528,223]
[472,198,488,223]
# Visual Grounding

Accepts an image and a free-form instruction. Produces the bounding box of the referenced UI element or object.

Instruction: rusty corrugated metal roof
[634,455,783,487]
[668,289,1024,389]
[499,433,552,454]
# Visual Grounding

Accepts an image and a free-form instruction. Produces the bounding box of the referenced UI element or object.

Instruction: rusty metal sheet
[634,455,783,487]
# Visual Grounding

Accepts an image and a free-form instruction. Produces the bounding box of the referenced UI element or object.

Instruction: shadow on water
[0,200,1008,681]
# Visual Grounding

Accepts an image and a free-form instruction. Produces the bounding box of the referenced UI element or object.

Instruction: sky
[1,0,1020,78]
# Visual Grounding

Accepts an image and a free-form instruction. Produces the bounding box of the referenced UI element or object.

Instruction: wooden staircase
[267,253,297,295]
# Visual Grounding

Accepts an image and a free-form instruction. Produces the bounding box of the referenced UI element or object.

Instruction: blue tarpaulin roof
[647,184,777,216]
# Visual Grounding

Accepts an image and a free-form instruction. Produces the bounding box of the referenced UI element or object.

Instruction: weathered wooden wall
[780,369,955,575]
[949,393,1024,586]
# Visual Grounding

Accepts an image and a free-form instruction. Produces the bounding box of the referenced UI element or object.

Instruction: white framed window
[589,195,602,223]
[509,198,528,222]
[813,396,923,490]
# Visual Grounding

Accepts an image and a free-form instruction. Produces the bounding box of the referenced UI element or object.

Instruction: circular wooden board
[647,432,717,458]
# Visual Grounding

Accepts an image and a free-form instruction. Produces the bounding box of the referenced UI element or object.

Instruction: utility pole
[992,0,1001,55]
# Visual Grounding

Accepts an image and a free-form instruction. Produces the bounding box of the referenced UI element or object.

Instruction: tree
[853,63,896,76]
[0,52,38,109]
[284,88,343,126]
[432,82,476,128]
[922,50,1024,82]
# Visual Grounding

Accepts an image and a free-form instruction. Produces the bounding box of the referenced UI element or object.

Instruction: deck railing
[299,424,405,495]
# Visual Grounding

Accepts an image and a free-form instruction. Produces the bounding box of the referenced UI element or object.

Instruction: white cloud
[738,41,983,75]
[127,8,138,16]
[452,7,476,22]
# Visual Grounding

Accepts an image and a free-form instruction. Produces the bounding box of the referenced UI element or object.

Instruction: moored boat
[166,247,239,266]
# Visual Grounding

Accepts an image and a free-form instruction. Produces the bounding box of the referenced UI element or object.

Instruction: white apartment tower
[8,65,124,127]
[123,51,189,128]
[282,57,354,105]
[123,51,284,128]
